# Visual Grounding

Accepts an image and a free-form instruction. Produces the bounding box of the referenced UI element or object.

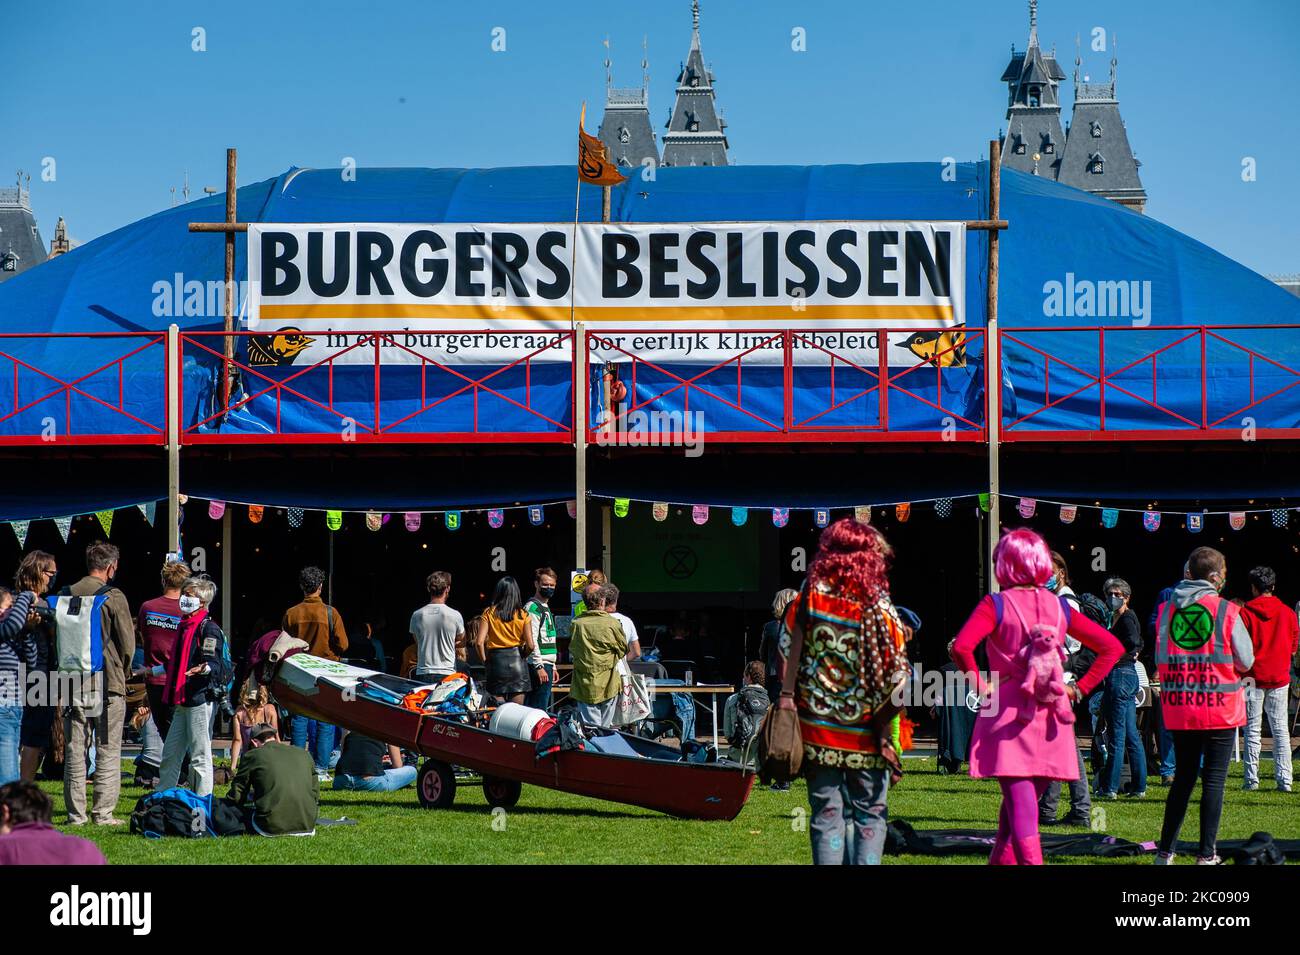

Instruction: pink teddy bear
[1018,626,1075,724]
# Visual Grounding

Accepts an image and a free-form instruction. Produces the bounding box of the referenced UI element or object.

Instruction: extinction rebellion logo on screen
[245,221,965,366]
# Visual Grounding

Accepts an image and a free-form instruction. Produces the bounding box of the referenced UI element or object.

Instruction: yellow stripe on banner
[257,303,954,323]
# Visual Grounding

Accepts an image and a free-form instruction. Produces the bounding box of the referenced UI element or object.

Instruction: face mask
[45,573,57,593]
[538,587,555,599]
[179,595,202,614]
[1045,574,1058,592]
[1107,594,1124,610]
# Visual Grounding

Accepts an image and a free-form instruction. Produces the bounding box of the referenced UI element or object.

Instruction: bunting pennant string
[529,506,544,526]
[935,498,953,519]
[10,520,29,548]
[1143,511,1161,532]
[772,507,789,528]
[895,503,911,523]
[613,498,630,518]
[95,509,114,537]
[248,505,264,524]
[325,510,343,531]
[731,506,748,527]
[54,515,71,543]
[814,508,829,528]
[1187,513,1203,534]
[404,512,422,532]
[1017,497,1037,519]
[566,501,578,519]
[652,502,668,522]
[855,505,872,523]
[287,507,304,529]
[208,500,226,520]
[1101,508,1119,529]
[445,511,462,531]
[138,502,157,526]
[691,505,709,526]
[366,511,383,532]
[487,509,504,529]
[1229,512,1246,531]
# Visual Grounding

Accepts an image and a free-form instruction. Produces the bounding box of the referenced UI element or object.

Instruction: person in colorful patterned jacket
[777,518,910,866]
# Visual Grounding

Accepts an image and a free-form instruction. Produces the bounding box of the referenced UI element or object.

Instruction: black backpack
[728,685,770,750]
[1066,593,1110,678]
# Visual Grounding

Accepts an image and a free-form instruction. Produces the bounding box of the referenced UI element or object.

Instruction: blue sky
[6,0,1298,275]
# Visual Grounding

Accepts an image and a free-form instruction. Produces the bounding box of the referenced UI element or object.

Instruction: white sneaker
[1153,851,1175,865]
[1195,854,1222,865]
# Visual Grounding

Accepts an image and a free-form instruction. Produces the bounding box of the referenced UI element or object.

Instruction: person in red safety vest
[1151,547,1254,866]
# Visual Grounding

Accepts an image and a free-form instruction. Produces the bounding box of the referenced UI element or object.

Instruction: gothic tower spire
[660,0,729,166]
[999,0,1066,178]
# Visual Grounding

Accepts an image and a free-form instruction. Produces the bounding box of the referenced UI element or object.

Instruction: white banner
[246,221,965,365]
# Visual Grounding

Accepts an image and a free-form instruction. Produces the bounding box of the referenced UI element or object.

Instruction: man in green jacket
[228,725,319,836]
[567,583,628,727]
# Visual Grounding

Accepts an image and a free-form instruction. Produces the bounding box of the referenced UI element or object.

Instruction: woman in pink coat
[951,529,1122,865]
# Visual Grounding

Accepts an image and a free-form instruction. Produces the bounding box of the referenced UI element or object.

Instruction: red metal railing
[179,330,574,444]
[999,325,1300,441]
[0,332,167,445]
[585,327,986,443]
[2,325,1299,446]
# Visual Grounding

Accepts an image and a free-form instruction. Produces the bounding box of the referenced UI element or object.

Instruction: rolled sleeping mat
[489,702,551,741]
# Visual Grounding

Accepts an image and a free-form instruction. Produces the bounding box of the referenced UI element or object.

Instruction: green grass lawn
[39,756,1299,864]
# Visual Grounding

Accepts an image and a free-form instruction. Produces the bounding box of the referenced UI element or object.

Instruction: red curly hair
[808,518,893,602]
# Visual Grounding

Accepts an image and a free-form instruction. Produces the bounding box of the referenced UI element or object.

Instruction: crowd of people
[769,518,1297,865]
[0,525,1294,866]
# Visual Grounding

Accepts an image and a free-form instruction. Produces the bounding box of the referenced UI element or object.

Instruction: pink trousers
[989,777,1048,865]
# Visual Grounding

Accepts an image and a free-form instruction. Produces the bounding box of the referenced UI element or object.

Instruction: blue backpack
[48,583,115,673]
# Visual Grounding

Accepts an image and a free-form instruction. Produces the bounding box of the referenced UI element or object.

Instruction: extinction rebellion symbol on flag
[1169,604,1214,650]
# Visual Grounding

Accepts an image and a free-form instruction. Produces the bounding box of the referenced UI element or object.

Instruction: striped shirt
[0,592,37,705]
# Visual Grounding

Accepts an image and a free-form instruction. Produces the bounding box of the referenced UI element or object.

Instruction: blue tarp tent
[1,162,1297,513]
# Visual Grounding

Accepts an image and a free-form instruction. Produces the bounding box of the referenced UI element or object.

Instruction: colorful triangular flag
[404,512,421,531]
[1272,508,1288,529]
[445,511,462,532]
[978,493,990,513]
[1018,497,1036,519]
[528,506,544,526]
[1059,504,1077,524]
[652,502,668,522]
[366,511,383,532]
[95,509,113,537]
[138,502,156,526]
[1143,511,1161,532]
[854,505,872,524]
[488,509,504,529]
[248,505,264,524]
[54,515,72,543]
[1101,508,1118,529]
[814,509,829,528]
[208,500,225,520]
[772,507,789,528]
[565,500,577,519]
[731,506,748,526]
[326,510,343,531]
[1229,512,1246,531]
[935,498,953,519]
[613,498,630,518]
[896,502,911,523]
[691,505,709,526]
[287,507,303,529]
[10,520,29,548]
[1187,513,1203,534]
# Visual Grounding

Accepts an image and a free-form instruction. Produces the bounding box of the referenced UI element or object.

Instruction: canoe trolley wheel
[482,776,523,809]
[417,759,457,809]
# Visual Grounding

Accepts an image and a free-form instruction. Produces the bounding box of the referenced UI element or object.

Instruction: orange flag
[578,103,626,186]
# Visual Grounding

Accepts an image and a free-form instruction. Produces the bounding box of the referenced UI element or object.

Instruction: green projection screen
[612,507,760,593]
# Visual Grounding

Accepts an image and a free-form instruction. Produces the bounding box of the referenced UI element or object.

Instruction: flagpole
[571,107,588,573]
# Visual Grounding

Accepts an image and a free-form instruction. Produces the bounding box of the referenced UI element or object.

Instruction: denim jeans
[158,702,213,797]
[574,698,616,728]
[1153,697,1177,778]
[0,704,22,786]
[807,765,890,865]
[332,766,417,792]
[1244,685,1293,788]
[1101,664,1147,795]
[1087,689,1107,768]
[671,692,697,742]
[291,715,336,772]
[1038,742,1091,819]
[524,662,556,712]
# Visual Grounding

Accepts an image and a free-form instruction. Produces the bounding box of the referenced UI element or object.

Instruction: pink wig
[993,528,1053,588]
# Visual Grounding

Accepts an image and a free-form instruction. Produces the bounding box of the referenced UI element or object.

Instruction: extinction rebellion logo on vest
[49,885,152,936]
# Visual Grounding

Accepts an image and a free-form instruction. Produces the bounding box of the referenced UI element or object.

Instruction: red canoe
[272,653,755,821]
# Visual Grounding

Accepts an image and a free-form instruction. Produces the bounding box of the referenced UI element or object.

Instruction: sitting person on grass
[0,780,106,864]
[228,724,319,837]
[332,731,416,792]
